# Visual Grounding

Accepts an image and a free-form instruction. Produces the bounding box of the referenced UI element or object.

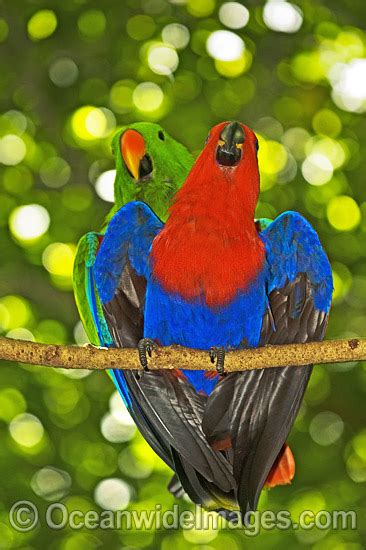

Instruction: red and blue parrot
[91,121,333,521]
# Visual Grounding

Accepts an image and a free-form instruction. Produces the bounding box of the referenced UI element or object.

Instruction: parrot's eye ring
[158,131,165,141]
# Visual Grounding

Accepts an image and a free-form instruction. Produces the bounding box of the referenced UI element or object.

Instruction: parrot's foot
[138,338,156,371]
[209,346,226,376]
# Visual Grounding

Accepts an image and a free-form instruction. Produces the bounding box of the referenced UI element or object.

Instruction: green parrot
[73,122,194,345]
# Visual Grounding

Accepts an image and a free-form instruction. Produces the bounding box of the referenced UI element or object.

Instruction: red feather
[151,122,265,307]
[265,443,295,488]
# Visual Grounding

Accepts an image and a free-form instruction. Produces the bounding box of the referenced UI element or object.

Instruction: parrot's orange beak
[120,129,146,180]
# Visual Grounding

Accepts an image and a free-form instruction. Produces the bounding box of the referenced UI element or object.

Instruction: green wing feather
[255,217,273,231]
[73,232,115,383]
[73,232,108,345]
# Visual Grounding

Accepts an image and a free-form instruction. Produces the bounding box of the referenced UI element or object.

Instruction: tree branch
[0,336,364,372]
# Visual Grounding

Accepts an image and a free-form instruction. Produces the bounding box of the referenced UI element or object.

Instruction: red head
[170,121,260,218]
[151,121,265,308]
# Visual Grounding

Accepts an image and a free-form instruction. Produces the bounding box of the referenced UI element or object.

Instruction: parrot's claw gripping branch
[138,338,157,371]
[209,346,226,376]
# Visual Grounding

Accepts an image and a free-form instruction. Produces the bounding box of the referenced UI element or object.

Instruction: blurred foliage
[0,0,366,548]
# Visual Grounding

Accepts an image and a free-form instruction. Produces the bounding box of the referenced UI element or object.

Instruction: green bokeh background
[0,0,366,548]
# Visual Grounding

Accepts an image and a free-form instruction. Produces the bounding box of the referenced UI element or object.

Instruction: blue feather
[86,266,103,341]
[95,201,163,303]
[85,250,132,408]
[108,368,132,408]
[261,211,333,313]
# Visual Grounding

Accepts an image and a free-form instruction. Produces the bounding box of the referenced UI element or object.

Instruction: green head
[111,122,194,221]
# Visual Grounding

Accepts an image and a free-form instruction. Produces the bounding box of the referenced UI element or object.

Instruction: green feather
[73,232,101,344]
[255,218,273,231]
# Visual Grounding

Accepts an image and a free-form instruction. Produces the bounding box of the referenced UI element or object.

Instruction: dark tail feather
[167,474,186,499]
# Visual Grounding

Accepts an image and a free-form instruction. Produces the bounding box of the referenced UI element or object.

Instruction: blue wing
[203,211,333,516]
[93,201,236,507]
[94,201,162,303]
[93,201,176,464]
[263,211,332,315]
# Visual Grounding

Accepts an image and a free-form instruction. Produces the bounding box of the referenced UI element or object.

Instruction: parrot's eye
[255,140,259,153]
[158,131,165,141]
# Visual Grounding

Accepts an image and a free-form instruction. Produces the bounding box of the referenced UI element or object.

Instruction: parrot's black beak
[216,121,245,167]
